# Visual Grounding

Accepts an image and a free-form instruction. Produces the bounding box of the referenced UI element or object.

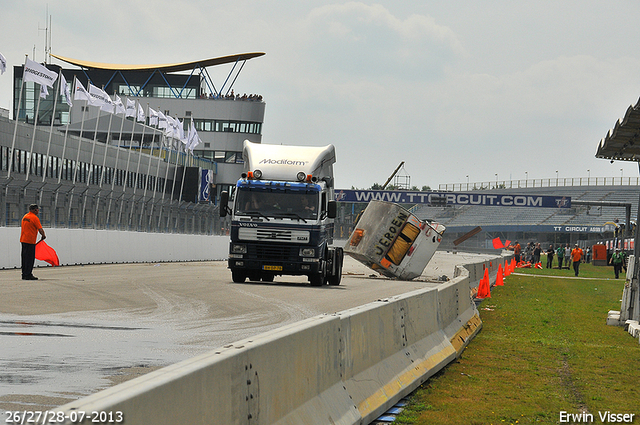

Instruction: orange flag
[35,241,59,266]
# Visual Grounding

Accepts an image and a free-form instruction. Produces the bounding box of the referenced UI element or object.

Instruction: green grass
[395,262,640,425]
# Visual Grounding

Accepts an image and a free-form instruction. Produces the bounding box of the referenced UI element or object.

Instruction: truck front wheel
[232,270,247,283]
[328,248,343,286]
[309,252,327,286]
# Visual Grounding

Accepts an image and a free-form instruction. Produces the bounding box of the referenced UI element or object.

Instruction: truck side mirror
[220,191,230,217]
[327,200,337,219]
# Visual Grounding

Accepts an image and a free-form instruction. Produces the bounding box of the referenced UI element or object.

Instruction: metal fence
[439,176,640,192]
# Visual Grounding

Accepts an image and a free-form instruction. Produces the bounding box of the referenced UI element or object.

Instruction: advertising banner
[334,189,571,209]
[199,169,215,203]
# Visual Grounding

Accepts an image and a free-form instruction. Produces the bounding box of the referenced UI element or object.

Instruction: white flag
[125,98,136,117]
[23,57,58,88]
[0,52,6,75]
[60,73,72,107]
[137,103,145,122]
[178,119,186,144]
[165,115,177,137]
[157,110,168,129]
[74,79,93,104]
[114,95,125,115]
[89,83,114,113]
[148,108,158,126]
[187,119,201,152]
[40,84,49,99]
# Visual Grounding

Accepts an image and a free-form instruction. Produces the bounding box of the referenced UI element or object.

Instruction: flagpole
[57,76,75,184]
[25,81,44,181]
[85,103,103,186]
[98,108,115,188]
[54,75,76,228]
[141,105,159,230]
[94,95,116,228]
[7,55,28,179]
[158,133,172,232]
[106,98,127,229]
[179,145,189,203]
[67,80,89,227]
[41,69,62,183]
[129,105,147,229]
[118,98,138,230]
[169,121,181,202]
[168,134,182,232]
[80,103,102,226]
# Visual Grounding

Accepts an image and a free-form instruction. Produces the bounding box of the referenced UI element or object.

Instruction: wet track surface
[0,252,487,413]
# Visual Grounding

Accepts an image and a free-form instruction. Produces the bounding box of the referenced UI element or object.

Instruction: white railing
[439,177,640,192]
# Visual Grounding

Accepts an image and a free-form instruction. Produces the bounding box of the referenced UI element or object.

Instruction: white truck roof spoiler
[242,140,335,182]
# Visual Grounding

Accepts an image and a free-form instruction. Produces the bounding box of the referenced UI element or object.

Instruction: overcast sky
[2,1,640,189]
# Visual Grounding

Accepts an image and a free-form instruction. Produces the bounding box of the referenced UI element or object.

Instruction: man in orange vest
[20,204,46,280]
[513,241,522,263]
[571,244,584,277]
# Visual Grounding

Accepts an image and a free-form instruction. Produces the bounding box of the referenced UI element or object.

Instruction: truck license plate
[263,265,282,271]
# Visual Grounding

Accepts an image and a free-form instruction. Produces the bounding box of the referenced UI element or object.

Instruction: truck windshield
[235,190,319,219]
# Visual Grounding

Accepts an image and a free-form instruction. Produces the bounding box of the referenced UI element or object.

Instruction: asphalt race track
[0,252,487,412]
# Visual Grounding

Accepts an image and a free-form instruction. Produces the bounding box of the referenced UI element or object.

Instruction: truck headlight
[299,248,316,257]
[231,244,247,254]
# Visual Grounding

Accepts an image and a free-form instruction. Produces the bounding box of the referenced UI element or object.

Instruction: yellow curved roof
[51,52,265,73]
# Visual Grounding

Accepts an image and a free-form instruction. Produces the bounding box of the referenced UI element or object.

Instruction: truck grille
[250,245,298,261]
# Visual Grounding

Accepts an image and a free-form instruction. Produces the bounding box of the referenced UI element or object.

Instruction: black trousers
[21,242,36,278]
[573,261,580,276]
[613,263,623,279]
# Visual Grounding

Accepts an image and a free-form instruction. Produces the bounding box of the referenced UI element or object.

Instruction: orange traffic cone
[496,264,504,286]
[511,257,516,272]
[504,260,510,277]
[476,268,491,299]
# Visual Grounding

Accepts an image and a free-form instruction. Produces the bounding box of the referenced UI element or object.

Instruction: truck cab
[220,141,343,286]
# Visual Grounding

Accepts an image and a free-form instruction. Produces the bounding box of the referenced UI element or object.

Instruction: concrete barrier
[0,228,229,269]
[54,253,501,425]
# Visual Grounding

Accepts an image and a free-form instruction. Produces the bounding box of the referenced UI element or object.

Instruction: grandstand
[412,182,639,250]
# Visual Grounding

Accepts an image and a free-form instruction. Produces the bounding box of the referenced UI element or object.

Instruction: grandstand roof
[50,52,265,73]
[596,99,640,162]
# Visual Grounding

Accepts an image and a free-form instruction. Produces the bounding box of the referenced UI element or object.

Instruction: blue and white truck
[220,140,343,286]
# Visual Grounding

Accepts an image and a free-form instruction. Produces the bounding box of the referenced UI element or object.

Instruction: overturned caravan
[344,200,446,280]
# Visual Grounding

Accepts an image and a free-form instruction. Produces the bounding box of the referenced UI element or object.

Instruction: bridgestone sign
[335,190,571,208]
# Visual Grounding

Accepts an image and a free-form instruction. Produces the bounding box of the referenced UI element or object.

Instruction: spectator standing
[556,244,565,269]
[545,245,555,269]
[514,241,522,263]
[571,244,584,277]
[20,204,46,280]
[533,243,542,265]
[564,243,572,268]
[609,248,624,279]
